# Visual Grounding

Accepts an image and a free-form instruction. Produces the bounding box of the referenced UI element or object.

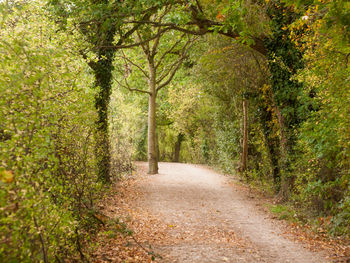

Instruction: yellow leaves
[261,84,270,94]
[0,169,14,183]
[207,45,234,55]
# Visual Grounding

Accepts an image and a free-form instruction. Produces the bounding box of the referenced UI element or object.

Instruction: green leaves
[0,1,104,261]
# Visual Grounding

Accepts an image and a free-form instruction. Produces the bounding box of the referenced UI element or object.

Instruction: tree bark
[275,104,293,201]
[258,103,281,191]
[241,99,248,172]
[275,105,287,158]
[147,59,158,174]
[173,133,184,162]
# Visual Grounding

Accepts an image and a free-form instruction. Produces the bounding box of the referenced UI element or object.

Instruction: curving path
[134,162,330,263]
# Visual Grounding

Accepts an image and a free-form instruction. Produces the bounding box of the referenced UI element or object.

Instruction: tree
[241,98,248,172]
[194,36,268,171]
[47,0,273,180]
[115,8,196,174]
[48,0,172,181]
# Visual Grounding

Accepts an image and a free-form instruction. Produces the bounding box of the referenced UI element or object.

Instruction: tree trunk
[258,104,281,191]
[173,133,184,162]
[147,60,158,174]
[275,104,293,201]
[275,105,287,158]
[241,99,248,172]
[92,54,114,183]
[86,21,116,183]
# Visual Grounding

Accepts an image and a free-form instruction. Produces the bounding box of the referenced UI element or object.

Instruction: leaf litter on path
[92,162,349,263]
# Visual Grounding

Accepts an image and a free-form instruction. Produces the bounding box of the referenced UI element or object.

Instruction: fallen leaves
[91,163,255,262]
[91,162,349,262]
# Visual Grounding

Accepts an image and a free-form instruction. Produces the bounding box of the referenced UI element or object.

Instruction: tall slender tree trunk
[147,60,158,174]
[241,99,248,172]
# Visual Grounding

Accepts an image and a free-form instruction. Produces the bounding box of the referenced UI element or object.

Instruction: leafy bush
[0,2,105,261]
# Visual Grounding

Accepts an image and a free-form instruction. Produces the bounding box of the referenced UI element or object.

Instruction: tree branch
[155,33,186,69]
[195,0,204,14]
[151,5,172,56]
[117,50,149,79]
[156,37,197,91]
[157,55,182,85]
[95,27,171,50]
[114,74,151,95]
[124,87,151,95]
[114,6,159,46]
[125,18,267,56]
[136,29,151,57]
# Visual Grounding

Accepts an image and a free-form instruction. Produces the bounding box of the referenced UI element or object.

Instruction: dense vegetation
[0,0,349,261]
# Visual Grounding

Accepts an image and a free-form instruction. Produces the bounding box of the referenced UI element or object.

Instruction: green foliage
[285,0,350,236]
[265,0,305,147]
[109,86,146,165]
[0,2,107,261]
[268,204,300,222]
[158,1,349,237]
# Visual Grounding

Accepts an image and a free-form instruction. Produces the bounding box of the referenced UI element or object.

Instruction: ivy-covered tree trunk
[258,103,281,191]
[265,0,305,199]
[92,53,114,183]
[88,18,116,182]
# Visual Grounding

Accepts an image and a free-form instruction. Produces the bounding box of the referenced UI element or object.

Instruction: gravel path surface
[135,162,330,263]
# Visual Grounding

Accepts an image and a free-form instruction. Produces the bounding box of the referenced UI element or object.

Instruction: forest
[0,0,349,262]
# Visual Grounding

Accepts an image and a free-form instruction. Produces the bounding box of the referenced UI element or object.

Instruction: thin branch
[156,37,197,91]
[150,31,162,58]
[155,33,186,69]
[156,57,185,91]
[130,235,163,260]
[124,87,151,95]
[96,27,172,51]
[77,4,161,27]
[151,5,172,56]
[33,217,48,263]
[123,20,214,37]
[136,29,151,56]
[195,0,204,14]
[124,20,212,27]
[157,36,195,84]
[114,5,160,46]
[157,56,182,85]
[114,75,151,95]
[117,50,149,79]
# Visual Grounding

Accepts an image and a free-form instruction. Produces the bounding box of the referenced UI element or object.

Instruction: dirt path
[130,162,331,263]
[93,162,345,262]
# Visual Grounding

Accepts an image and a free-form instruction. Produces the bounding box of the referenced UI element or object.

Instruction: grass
[266,203,302,223]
